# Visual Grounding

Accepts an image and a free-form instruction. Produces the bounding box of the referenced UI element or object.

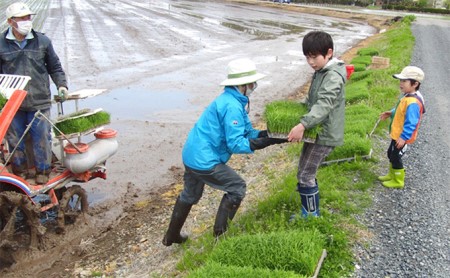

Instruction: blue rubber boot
[289,183,320,221]
[299,185,320,217]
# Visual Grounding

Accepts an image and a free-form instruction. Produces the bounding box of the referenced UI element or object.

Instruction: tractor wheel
[57,185,88,233]
[0,191,45,265]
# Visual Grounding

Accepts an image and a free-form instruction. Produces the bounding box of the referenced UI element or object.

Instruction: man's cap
[6,2,35,19]
[220,58,266,86]
[393,66,424,82]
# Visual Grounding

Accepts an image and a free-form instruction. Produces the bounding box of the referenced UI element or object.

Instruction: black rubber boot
[213,194,241,237]
[162,196,192,246]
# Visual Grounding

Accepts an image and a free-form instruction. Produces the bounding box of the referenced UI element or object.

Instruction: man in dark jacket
[0,2,68,184]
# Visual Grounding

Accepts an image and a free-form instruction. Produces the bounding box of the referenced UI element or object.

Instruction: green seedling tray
[264,100,321,141]
[54,109,111,136]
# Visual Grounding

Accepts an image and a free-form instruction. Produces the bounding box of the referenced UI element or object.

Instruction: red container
[346,64,355,80]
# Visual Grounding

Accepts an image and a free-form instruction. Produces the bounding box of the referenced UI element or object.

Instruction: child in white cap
[378,66,425,189]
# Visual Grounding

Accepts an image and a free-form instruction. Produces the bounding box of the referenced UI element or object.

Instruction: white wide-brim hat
[6,2,35,19]
[220,58,266,86]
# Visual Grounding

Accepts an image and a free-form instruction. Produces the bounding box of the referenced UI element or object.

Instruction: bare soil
[0,2,394,277]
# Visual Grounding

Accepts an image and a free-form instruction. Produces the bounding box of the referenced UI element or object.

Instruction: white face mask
[14,20,33,36]
[245,82,258,98]
[245,86,254,98]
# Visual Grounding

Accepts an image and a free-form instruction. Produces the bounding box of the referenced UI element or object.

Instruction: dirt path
[0,1,393,277]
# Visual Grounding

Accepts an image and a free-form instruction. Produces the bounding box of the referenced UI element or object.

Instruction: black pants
[387,139,407,169]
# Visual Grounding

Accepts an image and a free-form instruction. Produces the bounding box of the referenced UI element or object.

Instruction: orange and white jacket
[389,92,425,144]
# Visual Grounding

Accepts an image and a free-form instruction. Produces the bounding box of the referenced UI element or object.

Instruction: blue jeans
[6,109,52,173]
[180,164,246,205]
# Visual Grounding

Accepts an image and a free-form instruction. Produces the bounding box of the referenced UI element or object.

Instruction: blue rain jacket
[182,86,260,170]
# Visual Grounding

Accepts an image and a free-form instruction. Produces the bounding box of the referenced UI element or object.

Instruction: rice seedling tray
[54,108,111,137]
[264,100,320,143]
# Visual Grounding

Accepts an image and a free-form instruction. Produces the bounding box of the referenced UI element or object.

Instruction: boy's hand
[396,138,406,148]
[379,111,392,120]
[288,123,305,142]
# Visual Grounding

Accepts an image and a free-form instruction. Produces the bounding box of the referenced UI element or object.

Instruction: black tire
[56,185,88,233]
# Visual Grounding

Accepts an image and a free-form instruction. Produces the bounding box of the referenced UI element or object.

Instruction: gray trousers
[297,142,333,188]
[180,164,246,204]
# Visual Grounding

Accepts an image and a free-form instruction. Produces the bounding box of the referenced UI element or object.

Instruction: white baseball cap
[393,66,424,82]
[6,2,35,19]
[220,58,266,86]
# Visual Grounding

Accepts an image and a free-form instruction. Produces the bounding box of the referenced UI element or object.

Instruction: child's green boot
[382,168,405,189]
[378,164,393,181]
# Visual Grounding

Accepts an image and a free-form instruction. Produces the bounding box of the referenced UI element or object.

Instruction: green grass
[174,16,416,278]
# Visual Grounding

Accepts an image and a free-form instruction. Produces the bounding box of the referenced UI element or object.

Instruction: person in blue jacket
[163,58,286,246]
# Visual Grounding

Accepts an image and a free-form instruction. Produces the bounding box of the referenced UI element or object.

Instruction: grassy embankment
[175,16,416,277]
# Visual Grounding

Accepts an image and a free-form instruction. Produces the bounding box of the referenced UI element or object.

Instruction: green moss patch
[54,110,111,136]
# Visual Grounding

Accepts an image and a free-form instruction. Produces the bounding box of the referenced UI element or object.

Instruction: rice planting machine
[0,74,118,264]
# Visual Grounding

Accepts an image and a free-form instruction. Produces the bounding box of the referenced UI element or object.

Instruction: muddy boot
[35,174,49,184]
[11,163,28,179]
[378,164,393,181]
[36,169,50,184]
[162,196,192,246]
[213,194,241,238]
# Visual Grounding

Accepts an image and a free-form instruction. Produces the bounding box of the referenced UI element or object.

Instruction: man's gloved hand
[258,130,268,138]
[58,87,69,102]
[250,137,288,151]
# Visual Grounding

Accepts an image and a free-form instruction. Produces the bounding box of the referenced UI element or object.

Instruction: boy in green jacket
[288,31,346,218]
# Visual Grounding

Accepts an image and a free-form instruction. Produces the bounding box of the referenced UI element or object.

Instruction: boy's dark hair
[407,79,421,90]
[302,31,334,57]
